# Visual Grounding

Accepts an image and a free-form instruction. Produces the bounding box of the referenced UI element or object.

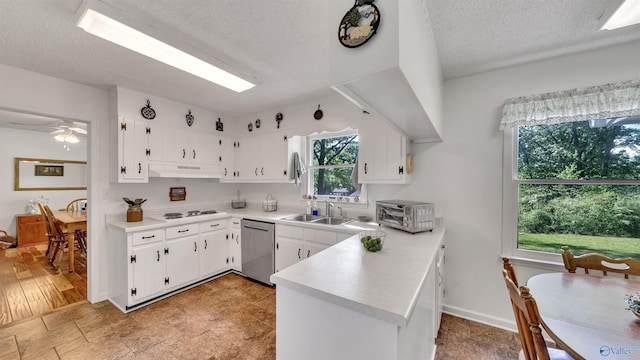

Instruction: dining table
[527,272,640,360]
[52,210,87,273]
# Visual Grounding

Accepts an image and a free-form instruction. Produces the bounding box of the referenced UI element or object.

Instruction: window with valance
[501,80,640,261]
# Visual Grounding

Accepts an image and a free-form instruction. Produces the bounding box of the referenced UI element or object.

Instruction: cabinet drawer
[230,218,241,229]
[166,223,199,239]
[304,228,337,246]
[200,219,227,232]
[276,224,304,239]
[132,229,164,246]
[17,214,44,225]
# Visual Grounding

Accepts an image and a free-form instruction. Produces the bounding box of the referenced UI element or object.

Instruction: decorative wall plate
[314,105,323,120]
[275,112,284,128]
[248,123,253,132]
[338,0,380,48]
[216,117,224,131]
[255,119,261,128]
[140,99,156,119]
[185,109,194,127]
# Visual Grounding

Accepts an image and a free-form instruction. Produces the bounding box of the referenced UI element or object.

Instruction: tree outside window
[515,118,640,258]
[308,132,359,198]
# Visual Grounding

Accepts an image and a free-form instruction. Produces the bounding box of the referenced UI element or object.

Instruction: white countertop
[106,206,377,234]
[270,226,445,327]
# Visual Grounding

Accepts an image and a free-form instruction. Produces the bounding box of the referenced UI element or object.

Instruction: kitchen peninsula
[271,226,445,360]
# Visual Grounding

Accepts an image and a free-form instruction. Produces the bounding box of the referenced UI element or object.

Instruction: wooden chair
[66,198,87,212]
[561,246,640,279]
[502,258,574,360]
[42,204,70,265]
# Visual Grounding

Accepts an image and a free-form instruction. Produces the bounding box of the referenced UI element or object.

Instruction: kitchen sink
[312,217,353,225]
[281,214,353,225]
[282,214,325,222]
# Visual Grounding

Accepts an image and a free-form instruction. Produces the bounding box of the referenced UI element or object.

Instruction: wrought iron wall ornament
[314,104,323,120]
[247,123,253,132]
[338,0,380,48]
[216,117,224,131]
[185,109,194,127]
[255,119,261,128]
[275,112,283,128]
[140,99,156,119]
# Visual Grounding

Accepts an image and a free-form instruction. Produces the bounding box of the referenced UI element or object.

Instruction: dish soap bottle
[312,201,319,216]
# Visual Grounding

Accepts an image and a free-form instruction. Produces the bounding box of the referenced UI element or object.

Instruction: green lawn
[518,233,640,259]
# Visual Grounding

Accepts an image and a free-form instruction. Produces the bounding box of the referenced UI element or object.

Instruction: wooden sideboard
[16,214,48,246]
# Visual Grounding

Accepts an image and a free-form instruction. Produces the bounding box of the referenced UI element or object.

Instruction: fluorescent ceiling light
[600,0,640,30]
[76,1,255,92]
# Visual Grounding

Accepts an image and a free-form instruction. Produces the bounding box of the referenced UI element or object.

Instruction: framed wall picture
[35,164,64,176]
[169,187,186,201]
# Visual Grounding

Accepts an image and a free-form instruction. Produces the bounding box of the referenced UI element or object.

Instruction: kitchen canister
[123,198,146,222]
[262,194,277,212]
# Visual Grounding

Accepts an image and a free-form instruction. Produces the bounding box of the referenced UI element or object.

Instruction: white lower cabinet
[130,238,165,303]
[199,219,229,277]
[108,217,232,313]
[228,218,242,271]
[275,224,355,272]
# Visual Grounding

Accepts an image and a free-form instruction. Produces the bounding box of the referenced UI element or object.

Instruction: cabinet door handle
[255,168,258,176]
[235,238,239,244]
[364,162,368,174]
[210,224,219,227]
[204,239,208,249]
[178,229,189,233]
[261,167,264,176]
[224,168,227,176]
[193,149,196,159]
[157,250,160,262]
[276,242,279,250]
[138,162,142,174]
[142,235,155,239]
[307,250,311,258]
[297,248,301,259]
[182,149,186,158]
[194,242,197,252]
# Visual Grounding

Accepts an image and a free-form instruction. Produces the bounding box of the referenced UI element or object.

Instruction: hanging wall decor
[216,117,224,131]
[314,105,323,120]
[275,112,284,128]
[247,123,253,132]
[338,0,380,48]
[185,109,194,127]
[255,119,261,128]
[140,99,156,119]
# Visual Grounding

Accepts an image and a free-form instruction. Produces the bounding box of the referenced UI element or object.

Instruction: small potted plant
[625,292,640,319]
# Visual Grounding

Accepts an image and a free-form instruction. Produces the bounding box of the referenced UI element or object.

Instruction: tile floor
[1,273,520,360]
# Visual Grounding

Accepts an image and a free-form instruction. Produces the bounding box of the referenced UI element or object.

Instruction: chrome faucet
[326,201,334,217]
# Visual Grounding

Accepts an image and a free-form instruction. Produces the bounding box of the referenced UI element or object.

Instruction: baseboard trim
[442,304,517,333]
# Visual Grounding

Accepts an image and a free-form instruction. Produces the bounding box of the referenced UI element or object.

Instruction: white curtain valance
[499,80,640,130]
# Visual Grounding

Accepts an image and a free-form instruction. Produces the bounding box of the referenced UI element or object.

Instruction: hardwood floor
[0,244,87,326]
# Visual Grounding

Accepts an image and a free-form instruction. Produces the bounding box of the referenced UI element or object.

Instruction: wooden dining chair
[502,258,574,360]
[561,246,640,279]
[42,204,69,265]
[66,198,87,212]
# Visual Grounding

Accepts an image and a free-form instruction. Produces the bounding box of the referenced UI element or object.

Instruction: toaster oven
[376,200,435,233]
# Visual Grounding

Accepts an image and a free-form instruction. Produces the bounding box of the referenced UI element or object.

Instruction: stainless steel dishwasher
[241,219,275,286]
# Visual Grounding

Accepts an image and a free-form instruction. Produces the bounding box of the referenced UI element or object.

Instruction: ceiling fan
[8,119,87,136]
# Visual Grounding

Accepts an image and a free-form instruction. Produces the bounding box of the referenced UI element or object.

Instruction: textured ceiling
[1,0,640,128]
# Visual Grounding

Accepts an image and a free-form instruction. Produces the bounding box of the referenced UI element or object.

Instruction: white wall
[432,39,640,329]
[0,127,87,236]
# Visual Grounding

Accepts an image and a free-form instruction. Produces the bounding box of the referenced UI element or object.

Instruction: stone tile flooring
[1,273,520,359]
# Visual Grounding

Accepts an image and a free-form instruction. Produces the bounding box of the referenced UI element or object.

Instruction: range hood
[148,163,221,178]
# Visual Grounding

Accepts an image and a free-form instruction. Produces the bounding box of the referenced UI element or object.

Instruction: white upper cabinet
[159,128,220,166]
[358,117,410,184]
[114,115,148,183]
[229,132,297,183]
